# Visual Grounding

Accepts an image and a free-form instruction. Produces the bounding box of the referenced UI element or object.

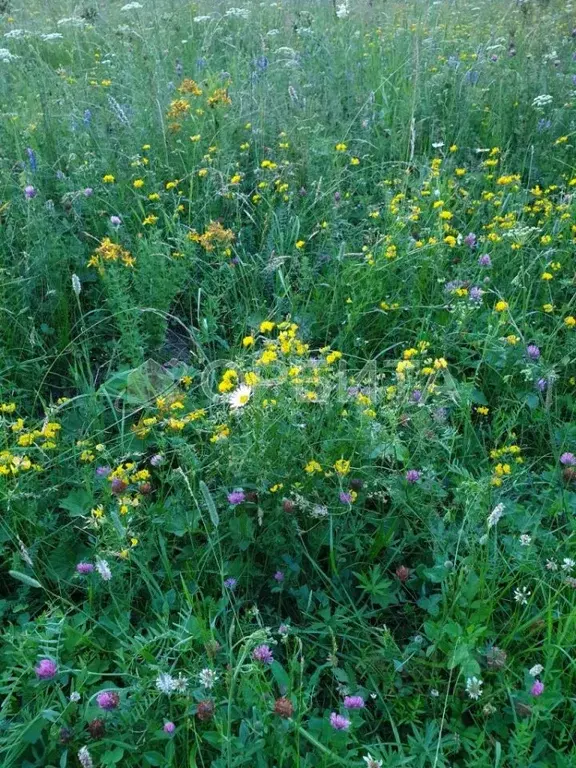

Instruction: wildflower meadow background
[1,0,576,765]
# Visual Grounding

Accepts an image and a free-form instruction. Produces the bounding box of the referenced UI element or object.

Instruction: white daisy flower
[229,384,252,410]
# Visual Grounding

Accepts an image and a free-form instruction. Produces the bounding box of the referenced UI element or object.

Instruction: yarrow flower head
[35,658,58,680]
[329,712,351,730]
[529,664,544,677]
[252,644,274,664]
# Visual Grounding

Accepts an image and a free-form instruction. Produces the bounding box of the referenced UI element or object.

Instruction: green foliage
[0,0,576,766]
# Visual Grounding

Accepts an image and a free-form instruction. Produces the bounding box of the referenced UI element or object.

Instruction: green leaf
[200,480,219,527]
[59,489,93,517]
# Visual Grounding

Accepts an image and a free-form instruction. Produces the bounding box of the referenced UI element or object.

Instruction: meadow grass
[1,0,576,766]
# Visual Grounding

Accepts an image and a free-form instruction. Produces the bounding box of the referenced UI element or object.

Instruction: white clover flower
[171,674,188,693]
[529,664,544,677]
[70,691,81,702]
[514,586,530,605]
[546,559,558,571]
[198,668,219,689]
[363,756,383,768]
[156,673,176,695]
[519,534,532,547]
[465,676,483,700]
[562,558,575,571]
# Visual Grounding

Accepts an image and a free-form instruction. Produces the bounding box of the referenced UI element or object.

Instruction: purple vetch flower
[76,562,94,574]
[536,378,547,392]
[252,644,274,664]
[35,658,58,680]
[110,215,122,226]
[24,185,37,199]
[530,679,544,697]
[26,147,37,172]
[339,491,353,504]
[83,187,93,197]
[273,570,285,582]
[478,253,491,266]
[343,695,365,709]
[469,286,483,302]
[537,118,552,132]
[405,469,421,484]
[526,345,540,360]
[560,452,576,466]
[411,389,422,403]
[83,109,92,126]
[227,490,245,505]
[95,465,112,477]
[334,191,341,203]
[464,232,477,248]
[164,721,176,734]
[330,712,351,730]
[96,690,120,711]
[223,577,237,589]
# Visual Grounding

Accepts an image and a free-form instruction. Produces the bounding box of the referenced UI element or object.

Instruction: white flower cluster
[226,7,250,18]
[532,94,553,110]
[121,2,144,10]
[0,48,19,63]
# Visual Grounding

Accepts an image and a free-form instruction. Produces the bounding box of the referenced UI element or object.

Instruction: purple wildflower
[163,721,176,735]
[274,570,285,582]
[526,345,540,360]
[530,680,544,697]
[96,691,120,711]
[478,254,491,266]
[343,695,365,709]
[83,188,93,197]
[227,490,245,505]
[411,389,422,403]
[406,469,421,484]
[24,185,37,199]
[560,452,576,466]
[150,453,164,467]
[223,577,237,589]
[35,658,58,680]
[76,562,94,575]
[329,712,351,731]
[536,378,547,392]
[110,215,122,226]
[339,491,353,504]
[252,644,274,664]
[469,286,483,302]
[95,465,111,477]
[464,232,477,248]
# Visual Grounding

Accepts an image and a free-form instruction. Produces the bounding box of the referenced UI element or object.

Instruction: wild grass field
[1,0,576,765]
